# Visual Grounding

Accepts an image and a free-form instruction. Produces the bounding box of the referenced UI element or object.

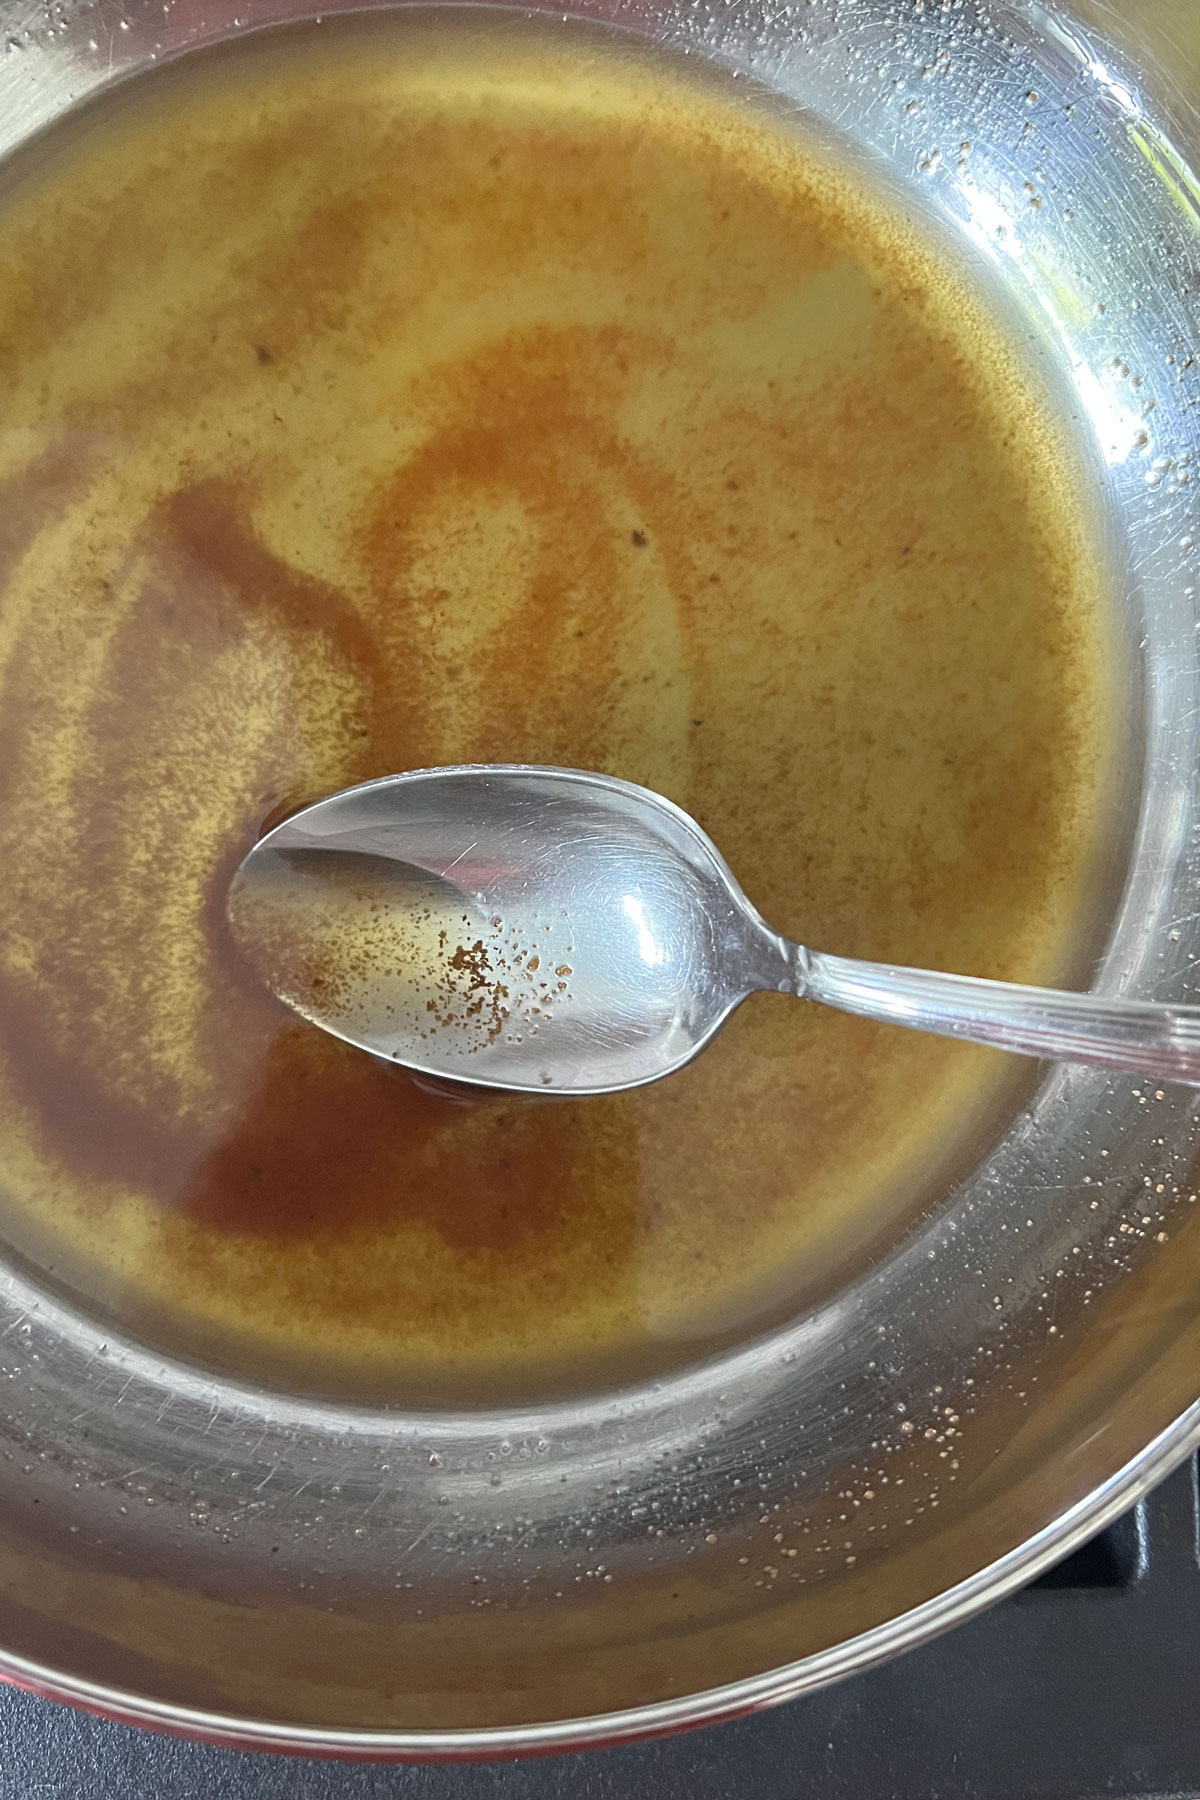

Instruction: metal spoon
[227,763,1200,1095]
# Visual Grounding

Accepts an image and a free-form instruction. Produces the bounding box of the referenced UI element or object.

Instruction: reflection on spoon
[227,846,562,1067]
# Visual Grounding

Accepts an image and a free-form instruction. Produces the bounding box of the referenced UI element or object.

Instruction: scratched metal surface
[4,1459,1200,1797]
[0,0,1196,1759]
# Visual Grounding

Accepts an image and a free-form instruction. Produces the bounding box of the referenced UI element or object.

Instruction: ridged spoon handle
[797,946,1200,1087]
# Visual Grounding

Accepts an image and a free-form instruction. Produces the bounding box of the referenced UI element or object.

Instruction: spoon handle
[797,947,1200,1087]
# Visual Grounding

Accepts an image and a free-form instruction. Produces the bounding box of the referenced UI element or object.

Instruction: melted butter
[0,13,1116,1397]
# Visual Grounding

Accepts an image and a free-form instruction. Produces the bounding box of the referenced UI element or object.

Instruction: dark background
[3,1454,1197,1800]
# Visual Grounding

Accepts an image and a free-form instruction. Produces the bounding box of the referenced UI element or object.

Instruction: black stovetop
[5,1453,1198,1800]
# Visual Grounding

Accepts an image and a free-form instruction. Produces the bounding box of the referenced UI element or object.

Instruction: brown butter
[0,17,1113,1388]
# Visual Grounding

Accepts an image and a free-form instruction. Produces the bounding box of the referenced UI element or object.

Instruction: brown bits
[446,938,490,983]
[427,937,511,1049]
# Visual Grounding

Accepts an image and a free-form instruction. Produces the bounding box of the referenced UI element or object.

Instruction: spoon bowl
[228,765,792,1094]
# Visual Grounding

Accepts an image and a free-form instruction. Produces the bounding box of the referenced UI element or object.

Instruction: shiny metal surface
[232,764,1200,1091]
[229,765,793,1095]
[0,0,1197,1760]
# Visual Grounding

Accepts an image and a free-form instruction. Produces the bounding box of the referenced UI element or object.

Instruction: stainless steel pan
[0,0,1197,1755]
